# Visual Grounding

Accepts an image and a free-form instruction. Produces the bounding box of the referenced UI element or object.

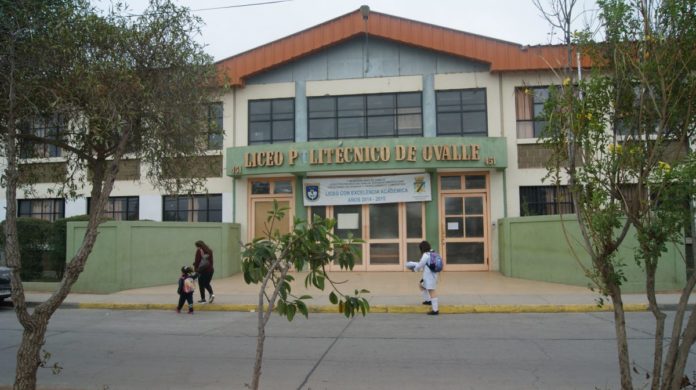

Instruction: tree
[241,201,369,390]
[540,0,696,389]
[594,1,696,388]
[0,1,218,388]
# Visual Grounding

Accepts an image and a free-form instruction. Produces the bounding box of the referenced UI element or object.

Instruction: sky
[94,0,600,62]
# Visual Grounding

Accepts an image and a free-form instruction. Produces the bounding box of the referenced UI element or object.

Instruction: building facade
[1,7,592,273]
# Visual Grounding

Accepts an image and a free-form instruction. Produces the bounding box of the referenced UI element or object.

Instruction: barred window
[88,196,139,221]
[515,87,549,138]
[308,92,422,140]
[436,89,487,136]
[519,186,574,216]
[18,199,65,221]
[163,194,222,222]
[248,99,294,145]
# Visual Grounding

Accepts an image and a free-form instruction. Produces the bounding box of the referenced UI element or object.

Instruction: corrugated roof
[216,7,590,87]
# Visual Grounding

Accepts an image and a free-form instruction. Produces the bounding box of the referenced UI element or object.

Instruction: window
[207,103,224,150]
[436,89,487,136]
[163,194,222,222]
[515,87,549,138]
[308,92,422,140]
[17,199,65,221]
[248,98,294,145]
[20,115,66,158]
[519,186,574,216]
[88,196,139,221]
[612,84,666,137]
[250,179,293,195]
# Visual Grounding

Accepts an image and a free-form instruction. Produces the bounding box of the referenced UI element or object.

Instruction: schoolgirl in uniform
[407,240,440,315]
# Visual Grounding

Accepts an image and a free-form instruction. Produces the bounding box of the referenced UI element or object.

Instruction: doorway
[438,173,489,271]
[309,202,425,271]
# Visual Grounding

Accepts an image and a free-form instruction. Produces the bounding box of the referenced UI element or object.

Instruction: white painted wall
[500,71,567,218]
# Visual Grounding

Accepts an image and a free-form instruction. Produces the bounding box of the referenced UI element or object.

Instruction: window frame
[248,98,295,145]
[19,115,66,159]
[519,185,574,216]
[17,198,65,222]
[515,86,549,139]
[436,88,488,137]
[206,102,224,150]
[87,196,139,221]
[162,194,222,222]
[308,92,423,141]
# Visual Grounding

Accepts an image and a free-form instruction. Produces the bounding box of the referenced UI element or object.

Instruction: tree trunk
[14,319,48,390]
[668,309,696,390]
[610,285,634,390]
[250,311,265,390]
[251,258,290,390]
[661,268,696,390]
[645,259,667,390]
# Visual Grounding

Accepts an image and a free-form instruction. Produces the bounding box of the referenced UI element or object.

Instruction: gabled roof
[216,7,589,87]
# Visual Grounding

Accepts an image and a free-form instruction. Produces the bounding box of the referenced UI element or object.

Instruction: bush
[0,218,54,280]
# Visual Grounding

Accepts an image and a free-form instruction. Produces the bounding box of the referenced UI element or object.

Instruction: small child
[177,265,195,314]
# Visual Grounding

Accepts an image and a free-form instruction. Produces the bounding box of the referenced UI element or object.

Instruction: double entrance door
[310,202,425,271]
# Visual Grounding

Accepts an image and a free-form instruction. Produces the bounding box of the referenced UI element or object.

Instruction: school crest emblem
[414,176,426,193]
[305,184,319,201]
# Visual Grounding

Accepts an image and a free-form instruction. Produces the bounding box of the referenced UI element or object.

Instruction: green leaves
[329,291,338,304]
[241,200,371,323]
[337,296,370,318]
[275,298,310,321]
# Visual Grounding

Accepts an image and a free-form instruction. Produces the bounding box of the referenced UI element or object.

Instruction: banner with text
[303,173,432,206]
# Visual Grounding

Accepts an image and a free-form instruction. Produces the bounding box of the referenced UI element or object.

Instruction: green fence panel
[498,215,686,293]
[67,221,241,293]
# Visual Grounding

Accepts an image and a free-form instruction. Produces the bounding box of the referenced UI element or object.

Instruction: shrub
[0,218,54,280]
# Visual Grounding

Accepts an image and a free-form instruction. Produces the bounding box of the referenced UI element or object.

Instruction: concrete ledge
[74,302,650,314]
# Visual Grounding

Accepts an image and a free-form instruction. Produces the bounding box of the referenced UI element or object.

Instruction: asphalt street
[1,306,695,390]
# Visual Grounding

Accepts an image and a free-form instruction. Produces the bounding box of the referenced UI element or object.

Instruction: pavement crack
[296,315,355,390]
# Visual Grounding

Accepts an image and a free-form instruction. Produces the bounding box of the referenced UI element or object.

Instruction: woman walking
[193,240,215,304]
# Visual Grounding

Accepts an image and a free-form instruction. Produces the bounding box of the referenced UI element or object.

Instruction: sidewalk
[23,272,693,314]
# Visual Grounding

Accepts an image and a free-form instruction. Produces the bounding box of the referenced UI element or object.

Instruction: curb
[73,302,650,314]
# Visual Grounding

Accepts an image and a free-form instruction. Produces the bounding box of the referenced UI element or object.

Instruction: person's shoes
[176,309,181,313]
[427,310,439,315]
[209,295,215,304]
[197,299,207,304]
[422,300,432,305]
[188,310,194,314]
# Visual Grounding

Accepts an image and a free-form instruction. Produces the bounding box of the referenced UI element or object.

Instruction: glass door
[439,174,489,271]
[309,201,425,271]
[367,203,400,270]
[333,205,365,271]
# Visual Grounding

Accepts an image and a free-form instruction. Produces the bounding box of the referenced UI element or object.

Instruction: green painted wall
[498,215,686,292]
[294,175,307,221]
[68,221,241,293]
[425,171,439,249]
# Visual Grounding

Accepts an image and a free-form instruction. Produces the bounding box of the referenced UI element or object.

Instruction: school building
[3,6,689,291]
